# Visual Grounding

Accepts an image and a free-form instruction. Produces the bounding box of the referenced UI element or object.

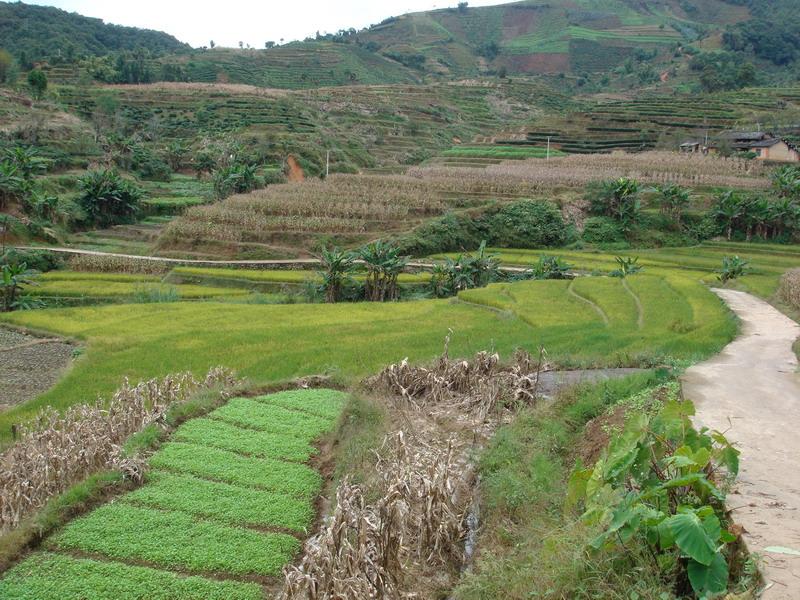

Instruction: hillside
[0,1,189,61]
[354,0,751,77]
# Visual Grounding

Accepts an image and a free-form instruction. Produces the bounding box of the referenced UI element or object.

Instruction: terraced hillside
[456,86,800,159]
[356,0,751,77]
[0,388,348,599]
[53,79,568,173]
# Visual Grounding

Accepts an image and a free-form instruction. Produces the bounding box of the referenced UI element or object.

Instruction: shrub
[489,200,567,248]
[397,212,485,257]
[1,248,63,272]
[587,178,641,231]
[78,169,144,227]
[132,145,171,181]
[582,216,625,244]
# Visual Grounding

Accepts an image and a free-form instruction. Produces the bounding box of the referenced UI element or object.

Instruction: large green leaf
[687,553,729,596]
[666,512,717,565]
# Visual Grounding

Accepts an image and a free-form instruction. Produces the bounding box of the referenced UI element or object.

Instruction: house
[719,131,800,162]
[680,132,800,162]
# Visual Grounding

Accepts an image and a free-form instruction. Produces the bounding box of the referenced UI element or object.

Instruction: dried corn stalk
[281,432,466,600]
[0,366,238,531]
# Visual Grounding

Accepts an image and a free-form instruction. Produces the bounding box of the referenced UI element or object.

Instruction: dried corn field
[0,367,237,531]
[410,151,770,192]
[281,346,547,599]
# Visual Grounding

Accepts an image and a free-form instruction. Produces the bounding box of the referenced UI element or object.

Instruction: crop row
[0,389,348,597]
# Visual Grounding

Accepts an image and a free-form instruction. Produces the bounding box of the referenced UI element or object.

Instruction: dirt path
[681,289,800,599]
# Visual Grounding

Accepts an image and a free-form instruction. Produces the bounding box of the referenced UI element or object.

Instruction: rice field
[30,272,250,301]
[0,389,348,599]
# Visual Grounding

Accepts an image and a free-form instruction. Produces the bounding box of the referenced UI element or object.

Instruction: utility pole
[326,150,330,178]
[546,136,551,161]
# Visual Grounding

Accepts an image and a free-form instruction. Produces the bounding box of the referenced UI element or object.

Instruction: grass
[254,388,349,420]
[0,553,263,600]
[454,372,677,599]
[172,266,431,285]
[48,503,300,576]
[1,259,742,441]
[31,272,250,300]
[148,441,322,498]
[124,471,314,532]
[440,145,567,159]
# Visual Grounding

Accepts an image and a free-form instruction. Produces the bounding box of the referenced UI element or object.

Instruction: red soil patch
[286,155,305,182]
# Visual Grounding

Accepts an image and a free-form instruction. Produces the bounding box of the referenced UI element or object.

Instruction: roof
[734,139,782,149]
[720,131,773,141]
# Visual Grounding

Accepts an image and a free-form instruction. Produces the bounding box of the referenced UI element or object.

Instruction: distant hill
[354,0,753,77]
[0,1,189,62]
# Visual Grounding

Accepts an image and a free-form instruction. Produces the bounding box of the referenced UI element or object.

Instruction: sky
[28,1,511,48]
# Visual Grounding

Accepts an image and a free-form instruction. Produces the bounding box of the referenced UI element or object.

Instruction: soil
[0,327,75,412]
[286,155,305,182]
[682,289,800,600]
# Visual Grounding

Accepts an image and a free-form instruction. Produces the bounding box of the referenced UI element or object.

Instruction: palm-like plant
[713,190,743,241]
[718,256,749,284]
[771,165,800,200]
[653,183,691,225]
[610,256,642,278]
[0,161,25,209]
[590,178,641,231]
[319,247,356,303]
[78,169,144,227]
[4,146,49,179]
[359,241,408,302]
[1,262,38,312]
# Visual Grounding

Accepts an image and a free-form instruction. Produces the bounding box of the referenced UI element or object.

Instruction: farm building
[680,132,799,162]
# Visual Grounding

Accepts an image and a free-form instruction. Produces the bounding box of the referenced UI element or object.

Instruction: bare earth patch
[0,328,75,412]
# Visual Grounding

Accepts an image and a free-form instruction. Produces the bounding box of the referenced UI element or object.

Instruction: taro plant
[610,256,642,278]
[567,398,741,599]
[319,246,356,303]
[718,256,749,284]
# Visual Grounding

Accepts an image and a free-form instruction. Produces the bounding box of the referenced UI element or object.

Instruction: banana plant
[318,246,356,303]
[1,262,38,312]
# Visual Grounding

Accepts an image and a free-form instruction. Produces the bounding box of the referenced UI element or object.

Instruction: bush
[582,216,625,244]
[489,200,567,248]
[396,212,486,257]
[1,248,63,272]
[131,145,171,182]
[78,170,144,227]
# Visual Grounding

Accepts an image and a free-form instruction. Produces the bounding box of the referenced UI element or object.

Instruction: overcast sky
[28,1,511,48]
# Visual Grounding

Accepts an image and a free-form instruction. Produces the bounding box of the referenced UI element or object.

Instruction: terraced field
[3,243,770,441]
[478,87,800,156]
[0,389,348,599]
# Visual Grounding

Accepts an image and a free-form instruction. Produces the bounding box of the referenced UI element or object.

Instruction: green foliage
[77,169,144,227]
[609,256,643,278]
[212,163,259,200]
[569,399,741,598]
[438,241,501,295]
[397,212,484,257]
[0,48,17,84]
[510,255,573,282]
[723,13,800,66]
[489,200,568,248]
[319,246,357,303]
[588,178,641,232]
[1,261,38,312]
[172,418,317,462]
[771,165,800,200]
[148,441,322,498]
[26,69,47,100]
[49,502,299,576]
[582,216,626,244]
[718,255,750,283]
[125,471,314,532]
[359,240,408,302]
[213,397,337,441]
[131,145,171,181]
[0,553,263,600]
[653,183,691,225]
[712,189,799,242]
[689,51,756,92]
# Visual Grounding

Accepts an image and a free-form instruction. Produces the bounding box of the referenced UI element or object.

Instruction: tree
[319,247,356,303]
[653,183,691,226]
[0,49,17,84]
[210,40,216,49]
[359,241,408,302]
[78,169,143,227]
[238,41,244,49]
[588,178,641,231]
[713,190,743,241]
[265,41,275,49]
[458,2,469,13]
[27,68,47,100]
